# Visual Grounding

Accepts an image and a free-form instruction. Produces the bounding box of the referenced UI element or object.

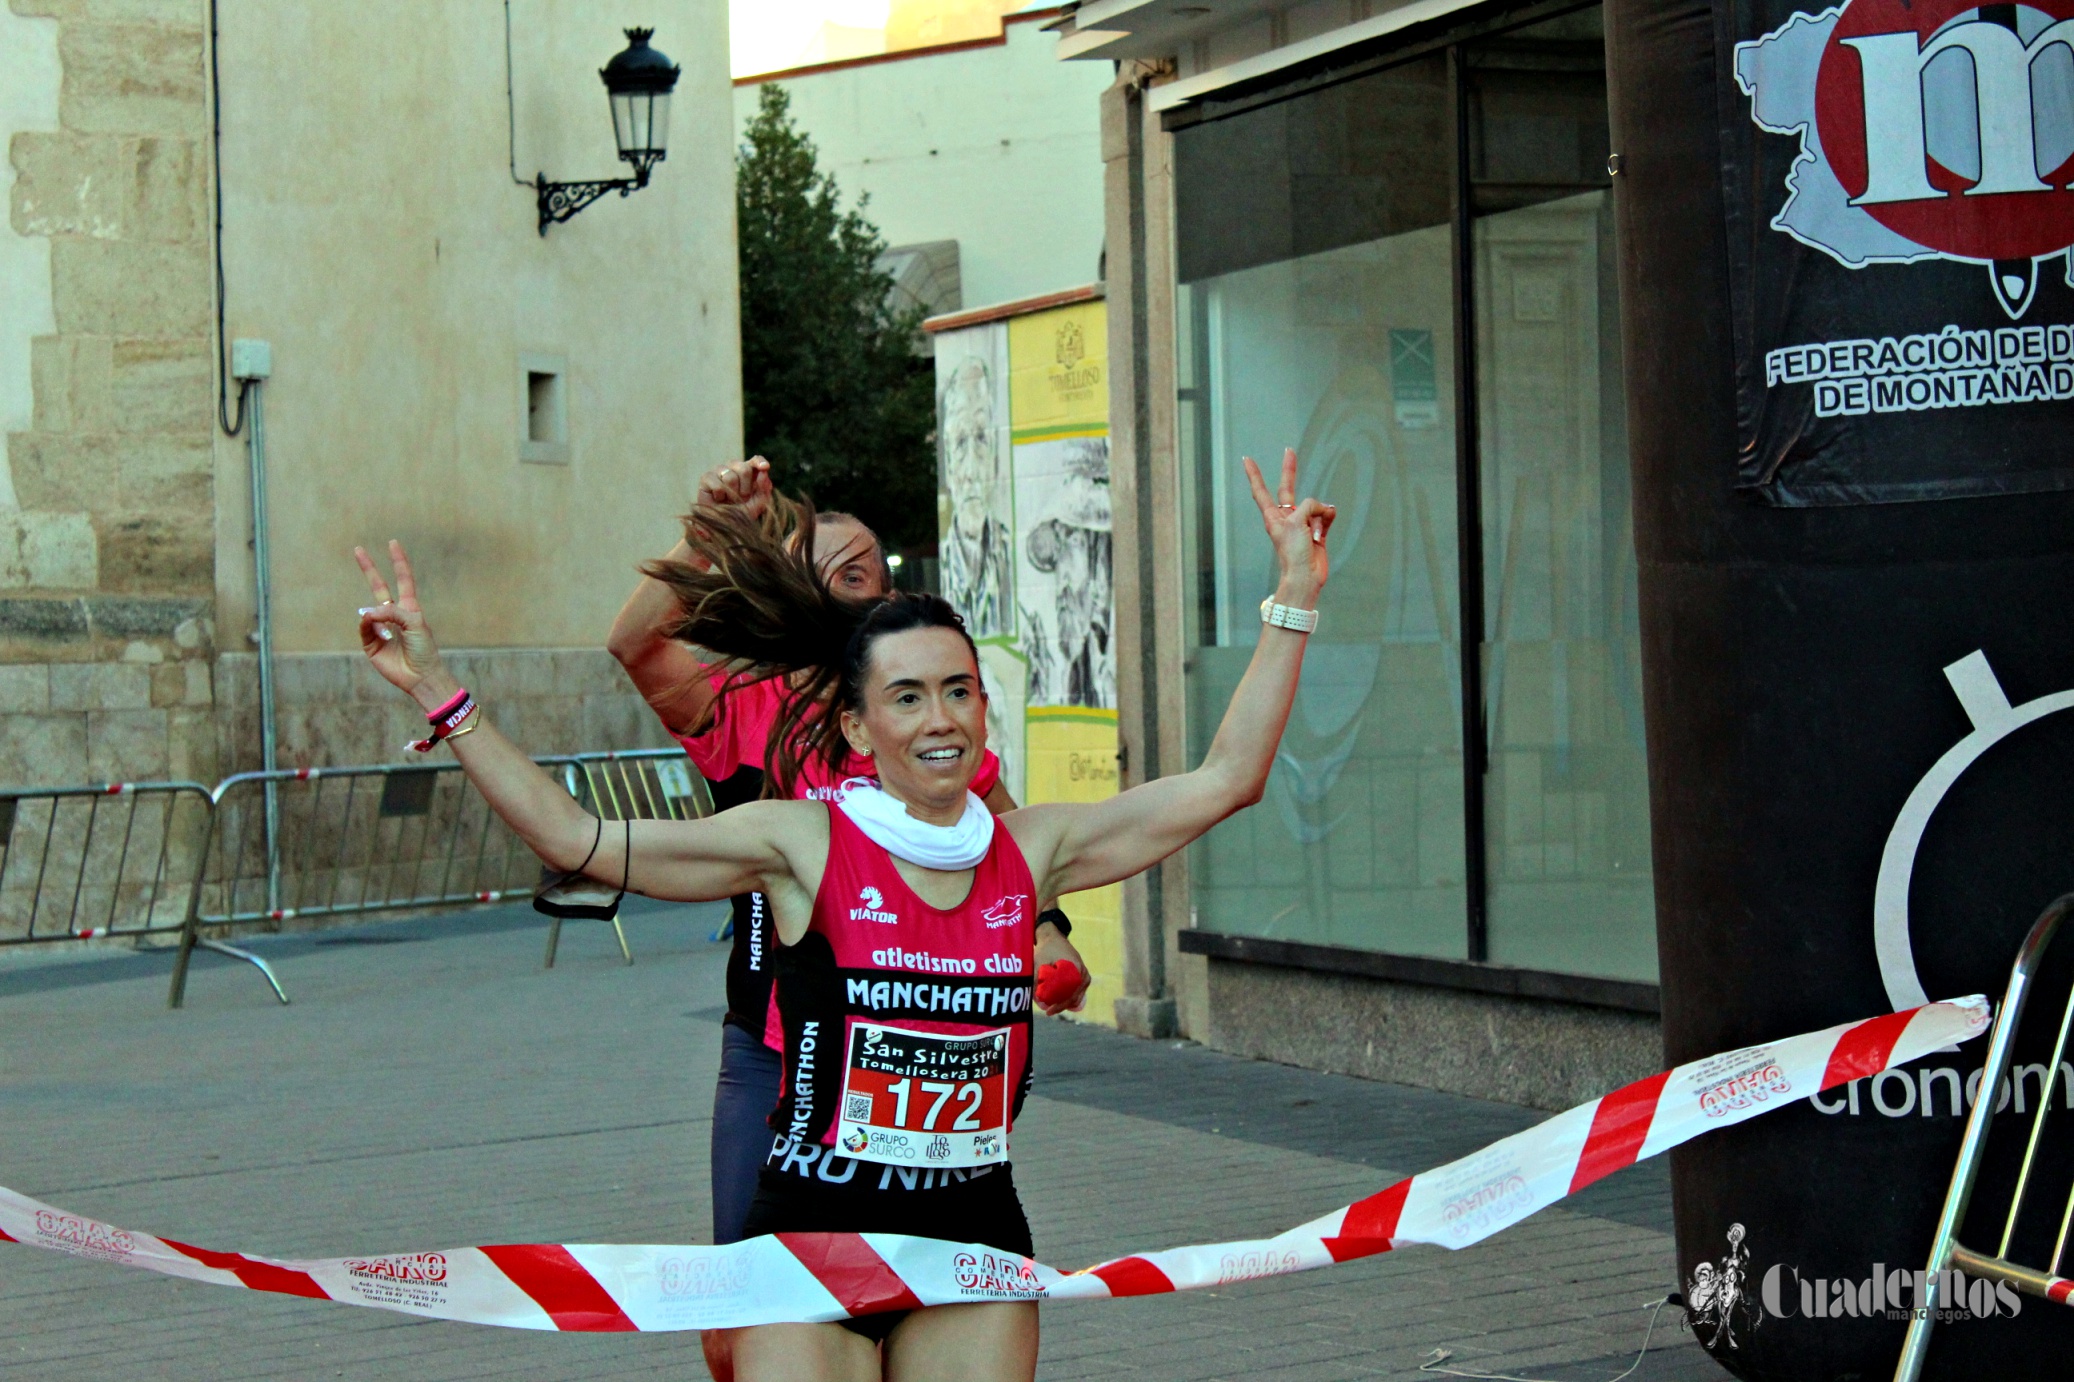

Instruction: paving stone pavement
[0,901,1732,1381]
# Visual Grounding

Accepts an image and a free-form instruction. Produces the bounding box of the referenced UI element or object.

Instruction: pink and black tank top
[765,804,1035,1189]
[673,674,1000,1049]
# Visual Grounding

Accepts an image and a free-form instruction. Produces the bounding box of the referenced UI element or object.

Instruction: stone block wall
[0,596,214,786]
[7,0,213,594]
[3,0,218,790]
[215,648,672,775]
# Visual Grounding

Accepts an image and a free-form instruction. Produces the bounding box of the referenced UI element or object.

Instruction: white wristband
[1259,597,1319,634]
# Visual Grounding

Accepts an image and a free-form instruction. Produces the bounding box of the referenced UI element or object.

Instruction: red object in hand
[1036,960,1083,1009]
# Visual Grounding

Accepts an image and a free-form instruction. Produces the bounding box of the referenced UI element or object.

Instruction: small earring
[860,747,873,757]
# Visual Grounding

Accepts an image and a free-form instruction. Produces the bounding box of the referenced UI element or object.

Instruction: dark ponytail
[644,496,981,794]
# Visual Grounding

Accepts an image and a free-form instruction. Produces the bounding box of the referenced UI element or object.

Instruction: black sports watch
[1036,907,1072,939]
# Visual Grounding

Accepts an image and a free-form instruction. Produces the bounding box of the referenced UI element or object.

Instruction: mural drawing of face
[938,355,1012,637]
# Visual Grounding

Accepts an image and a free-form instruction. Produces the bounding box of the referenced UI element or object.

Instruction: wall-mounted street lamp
[536,28,680,235]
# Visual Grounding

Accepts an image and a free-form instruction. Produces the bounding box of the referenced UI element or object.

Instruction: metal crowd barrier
[0,782,214,950]
[1894,892,2074,1380]
[196,763,542,927]
[0,780,288,1007]
[165,748,710,1007]
[541,750,712,969]
[0,748,713,1013]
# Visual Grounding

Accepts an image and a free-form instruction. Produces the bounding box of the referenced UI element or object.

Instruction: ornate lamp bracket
[537,168,648,234]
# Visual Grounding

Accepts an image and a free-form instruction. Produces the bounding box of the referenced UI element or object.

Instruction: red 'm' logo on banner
[1742,0,2074,315]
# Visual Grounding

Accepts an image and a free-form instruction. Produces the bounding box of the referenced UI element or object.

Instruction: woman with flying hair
[605,458,1090,1382]
[351,449,1334,1381]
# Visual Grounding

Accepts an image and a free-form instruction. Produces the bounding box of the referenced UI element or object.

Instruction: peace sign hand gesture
[354,540,454,711]
[1243,447,1336,605]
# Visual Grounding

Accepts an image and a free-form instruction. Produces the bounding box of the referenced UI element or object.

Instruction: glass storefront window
[1173,3,1657,982]
[1177,54,1468,958]
[1468,13,1656,980]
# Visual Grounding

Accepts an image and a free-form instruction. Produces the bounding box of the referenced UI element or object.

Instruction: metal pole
[168,787,224,1010]
[1447,43,1491,962]
[245,376,280,914]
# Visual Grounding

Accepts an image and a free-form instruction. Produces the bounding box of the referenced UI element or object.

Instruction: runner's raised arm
[605,456,774,737]
[996,448,1334,904]
[354,540,802,907]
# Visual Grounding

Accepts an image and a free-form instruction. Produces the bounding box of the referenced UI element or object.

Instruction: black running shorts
[741,1162,1034,1342]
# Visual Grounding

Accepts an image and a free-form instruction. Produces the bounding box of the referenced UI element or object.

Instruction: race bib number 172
[836,1023,1011,1168]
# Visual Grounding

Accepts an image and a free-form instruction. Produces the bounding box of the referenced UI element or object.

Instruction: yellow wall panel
[939,296,1117,1024]
[1026,707,1123,1025]
[1008,301,1108,440]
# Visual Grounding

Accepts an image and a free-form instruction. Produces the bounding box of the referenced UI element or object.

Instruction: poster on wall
[1005,299,1124,1024]
[1722,0,2074,503]
[1011,435,1113,710]
[934,324,1014,637]
[975,642,1028,805]
[1005,300,1112,711]
[931,295,1124,1024]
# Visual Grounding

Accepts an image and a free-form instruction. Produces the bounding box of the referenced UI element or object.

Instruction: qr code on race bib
[844,1094,874,1123]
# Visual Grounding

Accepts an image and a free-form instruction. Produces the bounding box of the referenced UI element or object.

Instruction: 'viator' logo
[850,885,898,925]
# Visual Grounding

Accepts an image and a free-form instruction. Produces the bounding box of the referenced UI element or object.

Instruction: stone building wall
[0,1,730,793]
[2,0,220,790]
[0,600,214,786]
[0,3,729,959]
[215,649,672,777]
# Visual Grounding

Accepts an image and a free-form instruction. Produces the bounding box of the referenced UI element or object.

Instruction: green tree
[736,84,935,557]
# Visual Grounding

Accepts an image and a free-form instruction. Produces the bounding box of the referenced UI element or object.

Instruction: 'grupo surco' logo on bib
[850,886,898,925]
[1740,0,2074,317]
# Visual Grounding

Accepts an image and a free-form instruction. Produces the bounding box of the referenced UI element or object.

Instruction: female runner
[608,458,1088,1380]
[352,449,1332,1381]
[604,456,1089,1227]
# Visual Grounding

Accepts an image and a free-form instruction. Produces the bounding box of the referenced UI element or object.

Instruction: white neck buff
[834,777,994,871]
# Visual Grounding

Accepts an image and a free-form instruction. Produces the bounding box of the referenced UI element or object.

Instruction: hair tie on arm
[532,816,628,922]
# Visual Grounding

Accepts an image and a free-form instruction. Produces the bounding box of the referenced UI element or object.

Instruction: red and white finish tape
[0,996,1992,1332]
